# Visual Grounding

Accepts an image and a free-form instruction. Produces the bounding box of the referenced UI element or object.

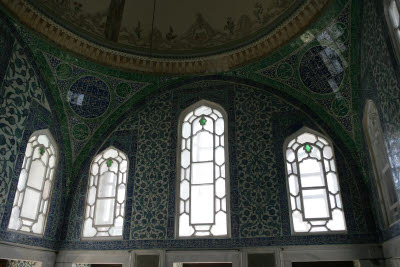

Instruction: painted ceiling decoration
[0,0,328,74]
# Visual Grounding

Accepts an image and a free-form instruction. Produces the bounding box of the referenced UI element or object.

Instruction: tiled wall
[61,81,377,250]
[359,0,400,240]
[0,14,66,249]
[0,0,393,251]
[5,260,37,267]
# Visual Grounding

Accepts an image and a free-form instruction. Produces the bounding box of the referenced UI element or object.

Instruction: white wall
[55,244,385,267]
[383,235,400,266]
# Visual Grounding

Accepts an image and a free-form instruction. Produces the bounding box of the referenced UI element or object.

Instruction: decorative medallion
[299,46,345,94]
[67,76,110,118]
[56,63,72,80]
[115,83,131,98]
[72,123,91,141]
[276,63,294,80]
[331,97,349,117]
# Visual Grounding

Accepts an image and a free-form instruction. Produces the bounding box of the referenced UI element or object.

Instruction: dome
[3,0,328,73]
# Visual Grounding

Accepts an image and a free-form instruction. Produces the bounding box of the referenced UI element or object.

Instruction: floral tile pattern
[0,0,399,251]
[359,0,400,240]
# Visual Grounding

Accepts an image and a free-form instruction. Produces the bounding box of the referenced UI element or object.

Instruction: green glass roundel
[200,117,207,126]
[304,144,312,153]
[39,146,45,155]
[107,159,113,167]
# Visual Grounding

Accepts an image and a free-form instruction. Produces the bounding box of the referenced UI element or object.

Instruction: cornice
[0,0,328,74]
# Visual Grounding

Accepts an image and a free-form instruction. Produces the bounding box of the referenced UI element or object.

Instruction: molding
[383,234,400,258]
[165,250,241,267]
[0,0,328,74]
[56,244,386,267]
[0,243,56,267]
[281,244,383,267]
[56,250,131,267]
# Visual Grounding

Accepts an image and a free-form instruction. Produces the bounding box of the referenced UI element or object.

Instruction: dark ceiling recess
[292,262,354,267]
[183,264,232,267]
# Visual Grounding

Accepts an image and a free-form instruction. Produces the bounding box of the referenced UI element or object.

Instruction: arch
[8,129,59,236]
[283,127,346,233]
[82,146,129,239]
[363,100,400,226]
[72,76,361,192]
[176,100,231,238]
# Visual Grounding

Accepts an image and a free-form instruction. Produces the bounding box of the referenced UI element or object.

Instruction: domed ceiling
[2,0,329,73]
[28,0,303,56]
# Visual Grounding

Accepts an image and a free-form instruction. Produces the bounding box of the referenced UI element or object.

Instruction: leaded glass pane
[190,185,214,224]
[82,147,128,238]
[285,129,346,233]
[20,188,41,220]
[8,130,58,236]
[299,159,325,187]
[177,102,229,237]
[302,189,330,219]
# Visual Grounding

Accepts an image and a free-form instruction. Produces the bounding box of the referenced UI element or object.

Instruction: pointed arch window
[363,100,400,225]
[176,100,230,238]
[8,129,58,236]
[82,147,128,239]
[284,128,346,233]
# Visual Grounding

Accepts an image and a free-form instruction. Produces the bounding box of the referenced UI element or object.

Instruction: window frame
[283,127,347,235]
[363,100,400,227]
[7,129,59,237]
[384,0,400,65]
[81,146,129,240]
[174,100,231,239]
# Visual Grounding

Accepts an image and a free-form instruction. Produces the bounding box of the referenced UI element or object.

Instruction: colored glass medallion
[40,146,45,155]
[107,159,113,167]
[200,117,207,126]
[304,144,312,153]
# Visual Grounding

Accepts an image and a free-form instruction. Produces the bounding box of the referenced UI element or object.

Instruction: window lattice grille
[8,130,58,236]
[82,147,128,238]
[177,102,229,237]
[285,129,346,233]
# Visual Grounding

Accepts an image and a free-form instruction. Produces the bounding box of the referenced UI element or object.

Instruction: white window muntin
[8,129,58,236]
[82,146,128,239]
[284,127,347,234]
[294,142,333,222]
[175,100,231,238]
[363,100,400,226]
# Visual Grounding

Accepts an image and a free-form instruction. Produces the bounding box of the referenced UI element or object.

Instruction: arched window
[363,100,400,225]
[284,128,346,233]
[8,129,58,236]
[82,147,128,239]
[385,0,400,62]
[176,100,230,238]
